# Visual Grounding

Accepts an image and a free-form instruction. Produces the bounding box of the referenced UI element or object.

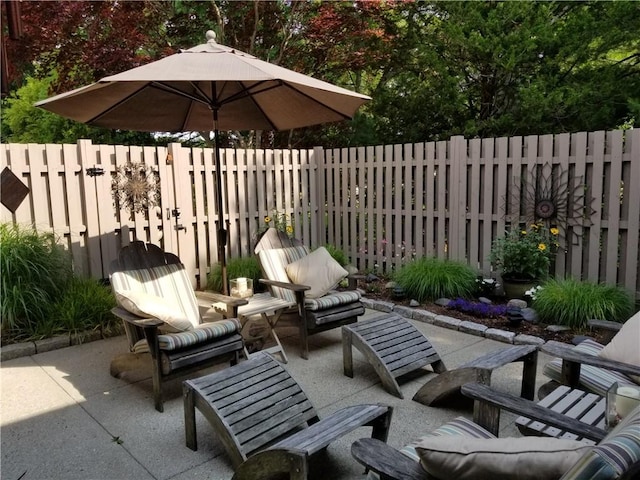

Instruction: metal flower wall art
[111,161,161,216]
[503,163,596,244]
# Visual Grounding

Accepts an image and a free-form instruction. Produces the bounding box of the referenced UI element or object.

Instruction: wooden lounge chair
[183,352,392,472]
[109,241,246,412]
[254,228,365,359]
[540,315,640,398]
[351,383,640,480]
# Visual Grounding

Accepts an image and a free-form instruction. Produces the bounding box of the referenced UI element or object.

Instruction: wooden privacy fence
[2,129,639,298]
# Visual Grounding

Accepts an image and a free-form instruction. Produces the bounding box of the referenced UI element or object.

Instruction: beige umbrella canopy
[37,31,370,293]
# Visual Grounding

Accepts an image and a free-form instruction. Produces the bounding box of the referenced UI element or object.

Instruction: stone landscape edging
[361,298,546,347]
[1,298,548,362]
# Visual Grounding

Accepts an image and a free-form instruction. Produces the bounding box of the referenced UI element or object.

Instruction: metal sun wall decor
[111,161,161,216]
[503,163,596,245]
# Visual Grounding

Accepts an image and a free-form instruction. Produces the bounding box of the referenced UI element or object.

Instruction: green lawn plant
[42,277,118,341]
[532,278,634,330]
[393,257,477,302]
[1,223,73,335]
[208,256,264,293]
[1,223,118,344]
[323,244,348,267]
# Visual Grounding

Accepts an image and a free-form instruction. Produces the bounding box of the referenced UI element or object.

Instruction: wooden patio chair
[254,228,365,359]
[351,382,640,480]
[109,241,246,412]
[183,352,392,473]
[539,313,640,398]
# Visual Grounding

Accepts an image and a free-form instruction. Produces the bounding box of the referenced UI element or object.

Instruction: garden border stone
[1,297,551,360]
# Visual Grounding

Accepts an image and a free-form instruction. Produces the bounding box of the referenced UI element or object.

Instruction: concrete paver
[1,309,556,480]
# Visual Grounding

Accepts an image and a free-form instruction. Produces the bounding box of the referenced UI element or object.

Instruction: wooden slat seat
[412,344,538,406]
[183,353,393,471]
[342,314,446,398]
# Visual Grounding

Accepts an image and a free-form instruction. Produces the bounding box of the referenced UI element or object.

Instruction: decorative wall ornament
[111,161,161,214]
[503,163,596,243]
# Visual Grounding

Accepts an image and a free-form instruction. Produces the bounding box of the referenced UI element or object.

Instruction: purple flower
[447,298,506,318]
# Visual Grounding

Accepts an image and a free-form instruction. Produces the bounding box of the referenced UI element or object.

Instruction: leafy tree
[1,75,159,145]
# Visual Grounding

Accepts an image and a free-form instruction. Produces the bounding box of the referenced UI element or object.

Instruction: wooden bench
[342,314,446,398]
[183,353,393,470]
[412,344,538,406]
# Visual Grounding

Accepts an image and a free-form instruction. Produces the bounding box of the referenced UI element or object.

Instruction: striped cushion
[258,246,310,303]
[305,290,361,311]
[543,339,638,396]
[561,405,640,479]
[111,264,200,328]
[132,319,241,353]
[367,417,494,480]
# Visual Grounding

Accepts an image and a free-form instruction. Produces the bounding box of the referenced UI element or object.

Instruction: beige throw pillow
[285,246,348,298]
[115,290,193,333]
[599,311,640,382]
[415,436,591,480]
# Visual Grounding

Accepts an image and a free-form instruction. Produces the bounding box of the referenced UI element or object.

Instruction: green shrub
[207,256,264,293]
[323,244,348,267]
[393,257,477,302]
[532,278,634,329]
[0,223,73,333]
[42,277,118,341]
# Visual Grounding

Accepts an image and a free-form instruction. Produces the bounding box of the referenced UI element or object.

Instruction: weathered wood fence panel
[2,129,639,298]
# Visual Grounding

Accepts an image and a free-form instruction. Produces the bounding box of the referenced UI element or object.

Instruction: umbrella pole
[213,109,228,294]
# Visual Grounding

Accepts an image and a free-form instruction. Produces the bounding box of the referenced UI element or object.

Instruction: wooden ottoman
[342,314,446,398]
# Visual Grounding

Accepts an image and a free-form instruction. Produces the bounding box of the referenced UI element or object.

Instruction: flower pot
[502,278,538,300]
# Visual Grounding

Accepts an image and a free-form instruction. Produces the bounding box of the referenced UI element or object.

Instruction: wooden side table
[413,344,538,406]
[214,292,296,363]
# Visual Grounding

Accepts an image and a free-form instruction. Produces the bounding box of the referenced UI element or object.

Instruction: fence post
[313,146,324,247]
[448,135,467,260]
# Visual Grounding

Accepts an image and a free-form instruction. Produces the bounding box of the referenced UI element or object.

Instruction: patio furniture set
[107,230,640,479]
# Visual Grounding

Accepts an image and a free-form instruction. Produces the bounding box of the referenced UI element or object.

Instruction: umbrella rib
[150,81,212,106]
[280,82,354,122]
[85,82,151,124]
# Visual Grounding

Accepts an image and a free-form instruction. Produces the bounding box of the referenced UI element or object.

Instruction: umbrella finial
[206,30,217,44]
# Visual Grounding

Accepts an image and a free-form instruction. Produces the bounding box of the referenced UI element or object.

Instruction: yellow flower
[538,243,547,251]
[521,230,527,235]
[264,216,272,224]
[286,225,293,234]
[550,227,559,236]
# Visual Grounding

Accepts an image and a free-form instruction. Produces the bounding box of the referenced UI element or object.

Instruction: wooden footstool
[342,314,446,398]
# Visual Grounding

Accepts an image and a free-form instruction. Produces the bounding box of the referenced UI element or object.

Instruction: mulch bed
[358,280,609,345]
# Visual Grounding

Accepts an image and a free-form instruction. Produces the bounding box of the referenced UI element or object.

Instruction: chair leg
[144,327,164,412]
[183,383,198,451]
[300,323,309,360]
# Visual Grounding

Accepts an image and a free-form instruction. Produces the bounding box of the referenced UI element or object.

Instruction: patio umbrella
[36,31,370,293]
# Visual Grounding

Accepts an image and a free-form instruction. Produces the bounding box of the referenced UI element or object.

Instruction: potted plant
[490,223,559,298]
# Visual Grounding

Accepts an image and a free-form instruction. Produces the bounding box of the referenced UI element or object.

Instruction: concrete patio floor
[1,309,556,480]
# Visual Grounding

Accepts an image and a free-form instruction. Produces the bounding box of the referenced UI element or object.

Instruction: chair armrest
[351,438,427,480]
[195,291,248,308]
[460,382,607,442]
[542,341,640,377]
[587,319,623,332]
[258,278,311,292]
[347,273,365,290]
[111,306,164,328]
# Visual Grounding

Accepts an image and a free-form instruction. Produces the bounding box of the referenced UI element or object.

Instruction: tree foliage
[2,0,638,147]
